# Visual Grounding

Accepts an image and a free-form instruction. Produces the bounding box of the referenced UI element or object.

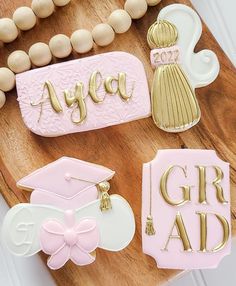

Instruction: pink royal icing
[40,210,99,270]
[17,157,115,210]
[142,149,231,269]
[16,52,151,137]
[150,45,181,68]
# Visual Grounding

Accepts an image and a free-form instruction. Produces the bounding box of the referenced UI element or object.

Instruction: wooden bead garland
[0,0,162,108]
[0,91,6,109]
[49,34,72,58]
[124,0,148,19]
[7,51,31,74]
[0,18,18,43]
[29,43,52,67]
[92,23,115,47]
[0,0,71,45]
[13,7,37,31]
[70,29,93,54]
[0,68,16,92]
[52,0,71,6]
[31,0,55,19]
[108,9,132,34]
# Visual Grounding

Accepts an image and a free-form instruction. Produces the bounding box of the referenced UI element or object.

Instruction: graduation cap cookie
[1,157,135,270]
[17,157,116,210]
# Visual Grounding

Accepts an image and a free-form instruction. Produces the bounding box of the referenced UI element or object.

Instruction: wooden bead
[49,34,72,58]
[13,7,37,31]
[31,0,55,18]
[124,0,147,19]
[7,51,31,74]
[70,29,93,53]
[29,42,52,66]
[53,0,71,6]
[92,23,115,47]
[0,68,16,92]
[0,90,6,109]
[0,18,18,43]
[146,0,161,5]
[108,9,132,34]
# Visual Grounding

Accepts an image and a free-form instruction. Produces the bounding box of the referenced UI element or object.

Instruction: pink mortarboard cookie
[17,157,115,210]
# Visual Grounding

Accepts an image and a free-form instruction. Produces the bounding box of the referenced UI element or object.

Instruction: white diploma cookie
[2,196,135,257]
[148,4,220,132]
[16,51,151,137]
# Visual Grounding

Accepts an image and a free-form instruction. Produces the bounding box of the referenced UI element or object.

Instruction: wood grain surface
[0,0,236,285]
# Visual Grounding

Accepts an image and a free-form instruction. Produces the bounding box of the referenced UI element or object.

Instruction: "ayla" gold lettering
[31,71,134,124]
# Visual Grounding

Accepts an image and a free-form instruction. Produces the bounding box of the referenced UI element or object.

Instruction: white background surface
[167,238,236,286]
[191,0,236,67]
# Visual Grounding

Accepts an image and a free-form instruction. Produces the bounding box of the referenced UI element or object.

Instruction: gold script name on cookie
[31,71,134,124]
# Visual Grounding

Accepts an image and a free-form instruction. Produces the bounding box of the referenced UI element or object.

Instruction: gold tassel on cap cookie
[147,20,201,132]
[98,181,112,211]
[63,168,113,212]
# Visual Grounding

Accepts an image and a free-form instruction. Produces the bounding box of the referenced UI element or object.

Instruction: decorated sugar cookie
[16,52,150,137]
[147,4,220,132]
[1,157,135,270]
[142,149,230,269]
[17,157,115,210]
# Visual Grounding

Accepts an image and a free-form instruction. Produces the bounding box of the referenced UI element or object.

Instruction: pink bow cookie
[40,210,99,270]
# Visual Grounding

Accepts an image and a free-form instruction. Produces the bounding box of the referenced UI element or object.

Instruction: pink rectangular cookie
[16,52,151,137]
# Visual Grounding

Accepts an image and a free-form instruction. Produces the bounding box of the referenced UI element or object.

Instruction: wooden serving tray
[0,0,235,285]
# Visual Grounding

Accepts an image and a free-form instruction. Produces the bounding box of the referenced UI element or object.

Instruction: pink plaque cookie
[16,52,151,137]
[142,149,231,269]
